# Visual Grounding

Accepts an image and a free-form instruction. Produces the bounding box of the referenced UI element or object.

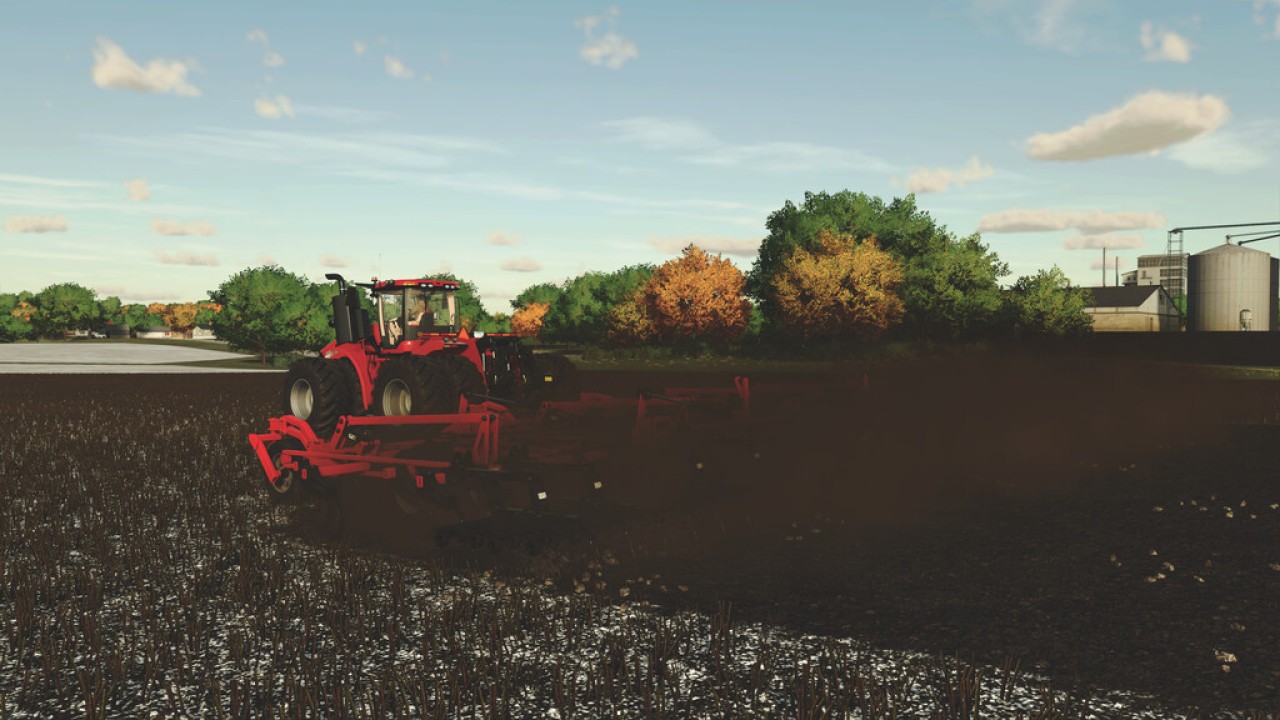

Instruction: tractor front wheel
[282,359,351,439]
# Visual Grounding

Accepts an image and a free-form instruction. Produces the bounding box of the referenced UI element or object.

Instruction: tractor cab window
[407,289,456,333]
[377,290,408,346]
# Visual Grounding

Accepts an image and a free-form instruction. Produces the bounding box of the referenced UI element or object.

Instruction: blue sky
[1,0,1278,310]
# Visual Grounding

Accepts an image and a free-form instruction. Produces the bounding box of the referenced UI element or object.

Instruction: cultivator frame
[249,377,760,531]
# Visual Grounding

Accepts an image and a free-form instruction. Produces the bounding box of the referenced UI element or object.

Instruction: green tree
[749,191,1008,339]
[97,296,122,325]
[209,266,334,364]
[477,313,512,334]
[902,235,1008,339]
[426,273,493,331]
[119,304,150,330]
[1002,266,1093,337]
[194,302,222,327]
[31,283,100,338]
[0,293,36,342]
[511,282,564,311]
[541,264,655,344]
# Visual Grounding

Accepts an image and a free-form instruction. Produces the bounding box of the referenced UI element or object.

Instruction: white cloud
[1140,22,1192,62]
[488,231,520,246]
[1254,0,1280,38]
[581,33,639,69]
[1063,233,1145,250]
[151,219,216,236]
[245,28,269,46]
[500,257,543,272]
[125,178,150,201]
[254,95,295,119]
[262,51,285,68]
[258,253,277,265]
[0,173,96,188]
[4,215,68,233]
[603,117,716,150]
[690,142,896,174]
[1026,0,1082,51]
[904,156,995,194]
[979,209,1164,234]
[319,253,349,268]
[1026,91,1228,161]
[575,7,638,69]
[353,40,367,56]
[605,116,893,174]
[385,56,414,80]
[91,38,201,97]
[293,104,394,124]
[1167,121,1277,174]
[649,236,761,258]
[155,251,219,266]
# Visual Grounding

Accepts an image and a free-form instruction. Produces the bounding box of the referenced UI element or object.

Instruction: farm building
[1083,285,1181,332]
[1132,253,1189,297]
[191,325,217,340]
[134,326,172,339]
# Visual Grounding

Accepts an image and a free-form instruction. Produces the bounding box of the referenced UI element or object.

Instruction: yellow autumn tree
[510,302,550,337]
[642,244,750,344]
[605,290,655,346]
[772,230,905,340]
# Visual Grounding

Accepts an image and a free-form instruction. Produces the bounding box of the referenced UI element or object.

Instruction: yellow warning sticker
[544,375,555,382]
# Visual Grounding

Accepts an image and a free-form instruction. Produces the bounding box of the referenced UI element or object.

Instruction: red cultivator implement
[249,376,765,540]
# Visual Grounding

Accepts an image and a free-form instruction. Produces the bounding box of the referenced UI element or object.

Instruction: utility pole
[1102,247,1107,286]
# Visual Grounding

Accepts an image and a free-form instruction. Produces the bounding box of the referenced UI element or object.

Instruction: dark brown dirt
[6,355,1280,715]
[571,358,1280,714]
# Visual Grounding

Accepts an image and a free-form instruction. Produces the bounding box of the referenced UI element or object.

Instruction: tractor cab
[372,279,459,346]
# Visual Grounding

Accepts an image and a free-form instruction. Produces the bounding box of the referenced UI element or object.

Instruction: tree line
[1,190,1092,354]
[0,285,222,342]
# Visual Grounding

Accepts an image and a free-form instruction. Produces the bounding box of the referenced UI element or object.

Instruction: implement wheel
[282,359,352,439]
[530,353,581,401]
[264,437,306,504]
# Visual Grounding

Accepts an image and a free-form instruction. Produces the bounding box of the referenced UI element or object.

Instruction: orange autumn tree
[637,244,750,345]
[510,302,550,337]
[163,302,200,334]
[772,229,905,340]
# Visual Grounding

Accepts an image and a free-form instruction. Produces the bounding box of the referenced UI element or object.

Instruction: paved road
[0,342,282,373]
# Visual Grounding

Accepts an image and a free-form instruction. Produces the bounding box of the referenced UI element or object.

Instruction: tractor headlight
[474,331,485,338]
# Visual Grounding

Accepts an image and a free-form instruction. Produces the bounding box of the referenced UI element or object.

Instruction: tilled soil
[2,356,1278,716]
[567,358,1280,713]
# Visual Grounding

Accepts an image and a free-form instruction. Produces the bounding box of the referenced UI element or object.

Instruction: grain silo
[1185,243,1279,331]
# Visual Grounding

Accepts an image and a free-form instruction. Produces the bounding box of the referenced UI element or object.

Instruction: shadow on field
[295,354,1280,714]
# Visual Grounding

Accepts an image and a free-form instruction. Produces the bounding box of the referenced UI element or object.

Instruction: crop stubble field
[1,357,1279,718]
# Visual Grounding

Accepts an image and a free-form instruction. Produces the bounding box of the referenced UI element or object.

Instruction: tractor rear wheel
[373,357,455,416]
[439,354,487,406]
[282,358,351,438]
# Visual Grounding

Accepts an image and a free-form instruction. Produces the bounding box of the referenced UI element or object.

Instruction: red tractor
[282,273,578,438]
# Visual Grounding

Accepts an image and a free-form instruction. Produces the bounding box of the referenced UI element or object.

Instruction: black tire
[439,354,487,405]
[281,359,351,439]
[372,357,455,416]
[530,353,581,401]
